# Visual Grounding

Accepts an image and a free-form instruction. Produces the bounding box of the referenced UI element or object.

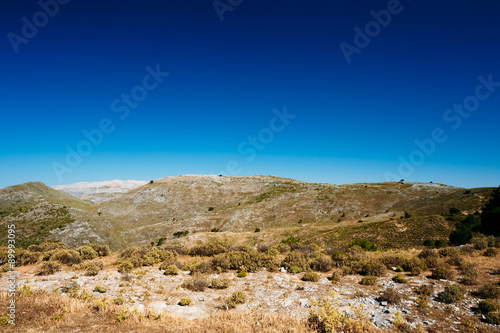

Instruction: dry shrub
[310,255,334,272]
[309,295,377,332]
[88,243,110,256]
[118,259,135,273]
[446,256,464,267]
[439,283,464,303]
[302,272,321,282]
[460,264,478,285]
[51,249,82,265]
[416,284,434,296]
[211,277,230,290]
[392,274,407,284]
[424,256,439,269]
[360,275,377,285]
[182,276,209,292]
[438,247,460,257]
[418,248,439,259]
[189,260,214,275]
[73,260,104,276]
[360,259,386,277]
[225,291,247,309]
[331,269,343,283]
[380,255,407,269]
[470,237,489,250]
[37,260,61,275]
[163,264,179,275]
[282,250,308,272]
[179,297,191,306]
[77,246,99,260]
[479,299,500,315]
[17,249,41,265]
[431,263,455,280]
[379,288,401,305]
[39,242,66,252]
[189,238,230,257]
[484,248,498,257]
[211,254,230,273]
[224,251,260,272]
[478,281,500,299]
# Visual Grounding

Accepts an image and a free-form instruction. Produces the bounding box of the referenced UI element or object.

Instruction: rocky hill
[0,175,493,250]
[52,180,148,203]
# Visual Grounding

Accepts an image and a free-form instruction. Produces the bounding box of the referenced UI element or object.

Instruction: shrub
[392,274,407,284]
[379,288,401,304]
[237,270,247,278]
[281,235,302,245]
[439,283,464,303]
[331,250,347,267]
[380,255,406,269]
[211,277,230,290]
[446,256,464,267]
[189,238,230,257]
[77,246,99,260]
[276,243,291,253]
[190,260,214,275]
[224,251,259,272]
[331,269,343,283]
[461,264,478,285]
[49,249,81,265]
[470,237,489,250]
[418,248,438,260]
[438,247,460,257]
[478,299,500,315]
[183,276,209,292]
[431,263,455,280]
[396,266,404,272]
[93,285,107,293]
[484,248,498,257]
[360,275,377,285]
[348,239,378,251]
[424,256,439,269]
[254,228,261,233]
[302,272,321,282]
[282,250,307,272]
[37,260,61,275]
[73,261,104,276]
[485,311,500,325]
[260,253,281,272]
[163,265,179,275]
[401,257,426,276]
[225,291,247,308]
[288,266,302,274]
[361,259,386,277]
[423,239,434,247]
[113,297,125,305]
[478,282,500,299]
[118,259,134,273]
[211,255,230,273]
[88,243,110,257]
[416,284,434,296]
[310,255,334,272]
[179,298,192,306]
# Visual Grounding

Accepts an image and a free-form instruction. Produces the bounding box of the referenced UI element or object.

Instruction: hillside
[52,180,148,203]
[0,176,494,250]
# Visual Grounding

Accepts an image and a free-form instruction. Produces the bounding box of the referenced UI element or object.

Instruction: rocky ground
[5,261,497,332]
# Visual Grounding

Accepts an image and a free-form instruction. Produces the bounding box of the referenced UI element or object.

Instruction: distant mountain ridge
[0,175,494,250]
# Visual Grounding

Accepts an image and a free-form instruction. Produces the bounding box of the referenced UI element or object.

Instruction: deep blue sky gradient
[1,0,499,188]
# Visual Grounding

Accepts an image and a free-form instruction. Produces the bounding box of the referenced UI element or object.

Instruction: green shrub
[179,298,192,306]
[281,235,302,245]
[77,246,99,260]
[113,297,125,305]
[224,251,259,272]
[254,228,261,233]
[402,257,427,276]
[288,266,302,274]
[478,299,500,315]
[392,274,407,284]
[182,276,209,291]
[423,239,434,248]
[237,270,247,278]
[118,259,134,273]
[302,272,320,282]
[439,283,464,303]
[37,260,61,275]
[431,263,455,280]
[211,277,230,290]
[93,285,107,293]
[163,264,179,275]
[485,311,500,325]
[360,275,377,285]
[478,282,500,299]
[348,239,378,251]
[396,266,404,272]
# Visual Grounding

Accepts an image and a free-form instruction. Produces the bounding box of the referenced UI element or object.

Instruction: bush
[361,259,386,277]
[418,248,439,260]
[484,248,498,257]
[392,274,407,284]
[93,285,107,293]
[254,228,261,233]
[461,264,478,285]
[73,261,104,276]
[37,260,61,275]
[179,298,192,306]
[360,275,377,285]
[282,250,307,272]
[479,299,500,315]
[281,235,302,245]
[211,277,230,290]
[439,283,464,303]
[348,239,378,251]
[310,255,334,272]
[237,270,247,278]
[431,263,455,280]
[113,297,125,305]
[331,269,343,283]
[88,243,110,257]
[446,256,464,267]
[211,255,230,273]
[478,282,500,299]
[485,311,500,325]
[438,247,460,257]
[224,251,259,272]
[163,264,179,275]
[183,276,209,292]
[470,237,489,250]
[118,259,134,273]
[423,239,434,247]
[302,272,321,282]
[50,249,81,265]
[77,246,99,260]
[226,291,247,308]
[189,238,229,257]
[379,288,401,304]
[416,284,434,296]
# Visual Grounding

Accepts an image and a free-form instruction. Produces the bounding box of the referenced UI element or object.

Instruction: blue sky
[1,0,499,188]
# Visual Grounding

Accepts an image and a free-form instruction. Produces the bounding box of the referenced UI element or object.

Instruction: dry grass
[0,290,311,332]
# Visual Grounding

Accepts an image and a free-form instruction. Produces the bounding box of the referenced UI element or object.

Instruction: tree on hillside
[480,186,500,236]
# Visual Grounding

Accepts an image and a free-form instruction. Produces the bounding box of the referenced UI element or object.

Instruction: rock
[380,301,388,306]
[384,309,391,314]
[299,298,310,307]
[279,267,287,273]
[210,274,218,278]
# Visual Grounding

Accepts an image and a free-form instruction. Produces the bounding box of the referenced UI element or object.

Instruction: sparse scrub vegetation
[431,263,455,280]
[302,272,321,282]
[348,239,378,251]
[392,274,407,284]
[379,288,401,305]
[182,276,210,292]
[360,275,377,285]
[439,283,464,303]
[211,277,230,289]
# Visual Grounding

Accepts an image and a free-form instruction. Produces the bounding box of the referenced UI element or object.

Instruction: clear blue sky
[1,0,499,188]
